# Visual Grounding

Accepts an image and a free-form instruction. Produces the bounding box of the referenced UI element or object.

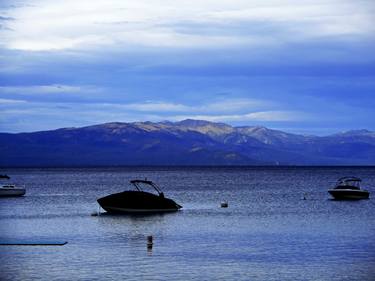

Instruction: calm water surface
[1,167,375,280]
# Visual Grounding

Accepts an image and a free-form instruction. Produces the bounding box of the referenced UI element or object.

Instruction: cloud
[0,84,100,95]
[0,16,14,21]
[1,91,373,133]
[0,1,374,134]
[117,102,190,112]
[0,96,299,132]
[112,98,269,114]
[1,0,374,51]
[170,110,306,123]
[7,35,107,51]
[0,84,107,105]
[0,98,27,104]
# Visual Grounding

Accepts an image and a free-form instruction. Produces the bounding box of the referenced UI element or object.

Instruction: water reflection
[1,167,375,281]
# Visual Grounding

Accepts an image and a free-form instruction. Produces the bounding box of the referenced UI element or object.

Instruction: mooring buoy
[147,235,153,249]
[91,205,102,216]
[221,201,228,208]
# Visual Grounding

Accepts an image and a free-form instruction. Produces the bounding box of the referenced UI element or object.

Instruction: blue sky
[0,0,374,134]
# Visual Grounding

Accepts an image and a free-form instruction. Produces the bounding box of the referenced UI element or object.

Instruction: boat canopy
[130,179,154,185]
[337,176,361,182]
[130,179,163,195]
[335,177,361,189]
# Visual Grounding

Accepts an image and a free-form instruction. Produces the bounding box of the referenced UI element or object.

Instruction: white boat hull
[0,188,26,197]
[101,206,180,213]
[328,189,369,200]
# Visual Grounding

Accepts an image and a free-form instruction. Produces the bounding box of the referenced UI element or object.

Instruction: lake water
[1,167,375,280]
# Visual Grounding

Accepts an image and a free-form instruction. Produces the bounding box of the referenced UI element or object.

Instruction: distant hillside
[1,119,375,166]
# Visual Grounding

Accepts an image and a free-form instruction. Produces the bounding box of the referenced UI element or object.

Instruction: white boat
[0,184,26,197]
[328,177,370,200]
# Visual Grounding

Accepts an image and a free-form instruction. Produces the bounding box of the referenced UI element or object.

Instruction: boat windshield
[2,185,15,188]
[130,180,163,195]
[335,177,361,189]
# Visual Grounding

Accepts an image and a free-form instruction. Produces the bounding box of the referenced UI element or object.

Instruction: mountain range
[1,119,375,166]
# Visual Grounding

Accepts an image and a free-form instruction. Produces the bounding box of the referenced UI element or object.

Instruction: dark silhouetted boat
[328,177,370,200]
[97,179,182,213]
[0,175,10,179]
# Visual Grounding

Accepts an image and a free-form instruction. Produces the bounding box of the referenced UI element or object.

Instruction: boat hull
[328,189,369,200]
[99,206,181,213]
[97,190,182,213]
[0,188,26,197]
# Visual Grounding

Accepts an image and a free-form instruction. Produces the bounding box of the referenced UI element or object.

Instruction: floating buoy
[91,205,102,216]
[147,235,153,249]
[302,193,307,200]
[220,201,228,208]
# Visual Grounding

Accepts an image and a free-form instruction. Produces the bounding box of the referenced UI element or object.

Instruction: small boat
[328,177,370,200]
[0,175,10,179]
[0,184,26,197]
[97,179,182,213]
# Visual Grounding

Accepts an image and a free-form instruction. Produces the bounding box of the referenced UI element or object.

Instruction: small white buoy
[220,201,228,208]
[91,205,102,216]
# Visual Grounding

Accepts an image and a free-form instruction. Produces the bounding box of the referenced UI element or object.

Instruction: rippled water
[1,167,375,280]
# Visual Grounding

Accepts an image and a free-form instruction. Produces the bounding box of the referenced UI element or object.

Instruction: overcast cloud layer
[0,0,374,134]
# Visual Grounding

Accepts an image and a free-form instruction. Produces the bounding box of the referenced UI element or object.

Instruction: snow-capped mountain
[1,119,374,166]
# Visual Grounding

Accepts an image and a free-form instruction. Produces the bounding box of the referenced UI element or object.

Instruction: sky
[0,0,374,135]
